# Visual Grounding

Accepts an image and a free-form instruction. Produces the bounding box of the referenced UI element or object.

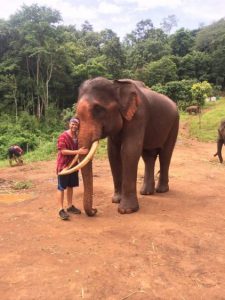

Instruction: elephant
[186,105,201,114]
[214,120,225,163]
[59,77,179,216]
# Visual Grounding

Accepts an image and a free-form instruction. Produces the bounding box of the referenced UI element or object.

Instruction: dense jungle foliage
[0,4,225,160]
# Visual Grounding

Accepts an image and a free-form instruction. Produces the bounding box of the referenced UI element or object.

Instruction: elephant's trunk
[78,125,98,216]
[80,158,97,216]
[77,119,101,216]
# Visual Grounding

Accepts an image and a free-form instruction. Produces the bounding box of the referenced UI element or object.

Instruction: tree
[170,28,195,56]
[99,29,124,78]
[0,74,18,117]
[0,19,11,57]
[81,20,93,33]
[191,81,212,107]
[132,19,154,41]
[211,47,225,89]
[160,15,178,34]
[177,51,212,81]
[142,56,178,86]
[124,26,171,70]
[195,19,225,89]
[195,18,225,53]
[7,4,62,118]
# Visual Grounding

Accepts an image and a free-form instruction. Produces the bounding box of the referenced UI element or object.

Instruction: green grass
[12,180,33,190]
[0,159,10,168]
[25,140,57,163]
[95,139,107,159]
[180,97,225,142]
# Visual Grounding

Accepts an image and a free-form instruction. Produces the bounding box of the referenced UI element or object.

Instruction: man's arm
[61,147,88,156]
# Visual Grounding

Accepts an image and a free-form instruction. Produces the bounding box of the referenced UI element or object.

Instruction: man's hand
[77,147,89,155]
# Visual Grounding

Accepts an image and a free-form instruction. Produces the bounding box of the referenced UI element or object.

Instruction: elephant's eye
[92,104,106,119]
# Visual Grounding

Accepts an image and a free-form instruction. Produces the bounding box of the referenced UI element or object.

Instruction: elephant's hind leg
[156,119,179,193]
[140,150,157,195]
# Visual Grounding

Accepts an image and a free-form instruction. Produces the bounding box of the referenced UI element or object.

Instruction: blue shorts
[57,172,79,191]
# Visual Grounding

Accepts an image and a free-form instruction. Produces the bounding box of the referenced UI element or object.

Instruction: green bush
[0,110,64,160]
[25,139,57,162]
[152,79,195,109]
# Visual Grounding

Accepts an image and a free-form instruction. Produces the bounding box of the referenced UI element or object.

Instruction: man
[8,145,23,166]
[56,118,88,220]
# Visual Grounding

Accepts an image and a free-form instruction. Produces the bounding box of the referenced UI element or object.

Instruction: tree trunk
[45,55,53,110]
[36,54,41,119]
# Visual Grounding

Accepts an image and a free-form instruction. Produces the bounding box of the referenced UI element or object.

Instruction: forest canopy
[0,4,225,159]
[1,4,225,118]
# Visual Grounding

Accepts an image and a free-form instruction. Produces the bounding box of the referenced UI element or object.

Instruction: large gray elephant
[214,120,225,163]
[60,77,179,216]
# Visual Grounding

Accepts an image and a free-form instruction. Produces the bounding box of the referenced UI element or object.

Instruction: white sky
[0,0,225,39]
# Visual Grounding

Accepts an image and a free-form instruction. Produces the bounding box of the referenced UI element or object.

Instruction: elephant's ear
[114,79,140,121]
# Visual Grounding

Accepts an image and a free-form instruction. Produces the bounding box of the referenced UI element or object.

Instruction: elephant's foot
[118,198,139,214]
[85,208,98,217]
[156,183,169,193]
[112,193,121,203]
[118,206,139,214]
[140,183,155,195]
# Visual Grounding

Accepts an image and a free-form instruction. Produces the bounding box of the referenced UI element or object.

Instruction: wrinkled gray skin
[214,120,225,163]
[76,77,179,216]
[186,105,201,114]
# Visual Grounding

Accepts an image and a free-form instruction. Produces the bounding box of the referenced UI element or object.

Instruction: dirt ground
[0,124,225,300]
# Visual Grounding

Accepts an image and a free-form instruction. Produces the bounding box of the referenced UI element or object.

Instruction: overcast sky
[1,0,225,39]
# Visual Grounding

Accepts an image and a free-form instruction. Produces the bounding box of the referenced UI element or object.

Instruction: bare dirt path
[0,127,225,300]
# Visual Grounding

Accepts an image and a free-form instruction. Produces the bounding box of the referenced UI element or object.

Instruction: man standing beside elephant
[59,77,179,216]
[56,118,88,220]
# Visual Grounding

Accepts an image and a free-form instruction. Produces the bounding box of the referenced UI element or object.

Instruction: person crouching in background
[8,145,23,166]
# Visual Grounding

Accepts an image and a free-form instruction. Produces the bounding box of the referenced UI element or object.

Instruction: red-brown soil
[0,126,225,300]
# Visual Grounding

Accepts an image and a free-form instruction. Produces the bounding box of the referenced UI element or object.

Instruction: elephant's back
[144,88,177,109]
[140,88,179,148]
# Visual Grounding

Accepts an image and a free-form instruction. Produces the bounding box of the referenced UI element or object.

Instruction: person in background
[8,145,23,166]
[56,117,88,220]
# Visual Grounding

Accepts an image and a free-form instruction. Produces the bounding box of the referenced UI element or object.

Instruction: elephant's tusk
[65,154,79,170]
[59,141,99,175]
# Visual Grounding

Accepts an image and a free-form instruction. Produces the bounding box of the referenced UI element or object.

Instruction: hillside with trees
[0,4,225,160]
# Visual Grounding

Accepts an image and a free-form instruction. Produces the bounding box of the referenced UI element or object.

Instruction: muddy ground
[0,125,225,300]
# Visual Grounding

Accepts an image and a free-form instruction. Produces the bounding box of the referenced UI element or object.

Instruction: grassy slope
[180,97,225,142]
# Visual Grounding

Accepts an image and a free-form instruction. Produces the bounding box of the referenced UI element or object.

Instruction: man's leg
[57,189,64,210]
[67,187,73,208]
[66,186,81,214]
[57,188,69,220]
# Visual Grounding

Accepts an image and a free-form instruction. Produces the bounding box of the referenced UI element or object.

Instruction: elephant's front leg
[118,145,141,214]
[108,137,122,203]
